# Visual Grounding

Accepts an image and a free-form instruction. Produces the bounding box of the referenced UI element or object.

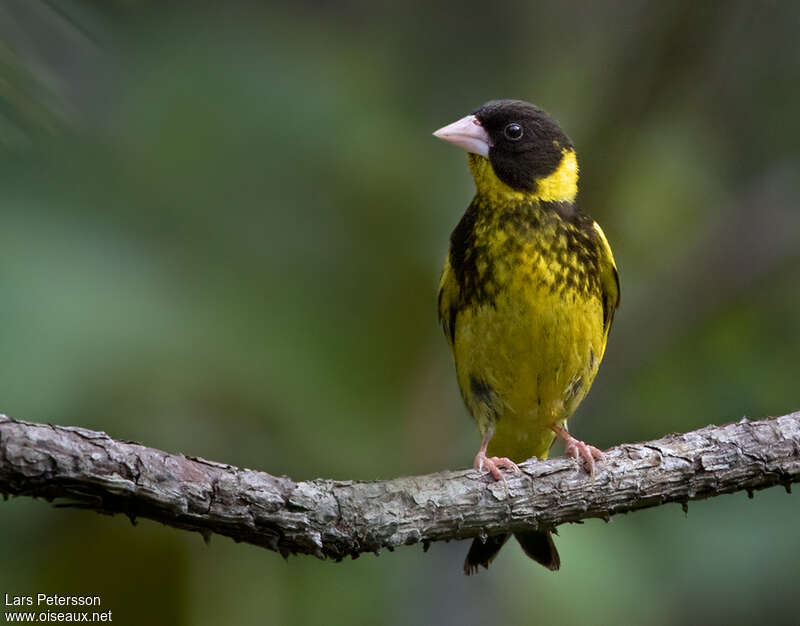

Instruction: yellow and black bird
[434,100,619,574]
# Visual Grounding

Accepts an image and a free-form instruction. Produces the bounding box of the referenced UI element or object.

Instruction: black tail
[463,533,511,575]
[514,530,560,570]
[463,530,560,574]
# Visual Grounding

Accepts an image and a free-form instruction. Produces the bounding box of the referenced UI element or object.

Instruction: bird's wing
[591,221,620,335]
[437,255,460,348]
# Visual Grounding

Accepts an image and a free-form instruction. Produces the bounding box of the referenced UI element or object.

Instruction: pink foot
[552,426,604,475]
[473,451,521,482]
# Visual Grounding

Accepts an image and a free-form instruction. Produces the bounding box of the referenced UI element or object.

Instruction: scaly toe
[490,456,521,474]
[483,457,505,481]
[564,439,604,475]
[474,453,519,482]
[588,445,605,461]
[564,441,580,460]
[575,441,604,475]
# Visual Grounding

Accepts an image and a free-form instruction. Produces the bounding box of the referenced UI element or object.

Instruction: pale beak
[433,114,491,157]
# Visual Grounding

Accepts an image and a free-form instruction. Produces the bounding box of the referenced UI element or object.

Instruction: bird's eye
[503,123,523,140]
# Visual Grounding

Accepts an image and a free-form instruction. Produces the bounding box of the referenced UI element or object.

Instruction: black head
[472,99,573,192]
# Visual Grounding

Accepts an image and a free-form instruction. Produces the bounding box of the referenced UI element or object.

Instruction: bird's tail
[514,530,560,570]
[463,530,560,574]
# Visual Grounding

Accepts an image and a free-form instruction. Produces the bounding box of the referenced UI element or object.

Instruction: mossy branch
[0,412,798,560]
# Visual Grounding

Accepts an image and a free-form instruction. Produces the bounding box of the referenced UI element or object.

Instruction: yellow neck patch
[468,149,579,205]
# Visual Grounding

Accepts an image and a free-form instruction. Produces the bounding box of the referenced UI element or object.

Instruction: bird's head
[434,99,578,204]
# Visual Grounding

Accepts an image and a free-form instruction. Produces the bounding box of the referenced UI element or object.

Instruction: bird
[434,99,619,574]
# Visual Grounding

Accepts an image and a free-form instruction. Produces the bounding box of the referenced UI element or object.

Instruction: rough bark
[1,412,798,560]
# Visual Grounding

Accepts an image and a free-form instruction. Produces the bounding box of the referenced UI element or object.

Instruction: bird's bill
[433,114,491,157]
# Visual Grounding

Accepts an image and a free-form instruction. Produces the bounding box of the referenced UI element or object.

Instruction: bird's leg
[551,425,604,475]
[473,430,521,482]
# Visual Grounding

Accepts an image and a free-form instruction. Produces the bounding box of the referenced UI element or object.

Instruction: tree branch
[1,412,798,560]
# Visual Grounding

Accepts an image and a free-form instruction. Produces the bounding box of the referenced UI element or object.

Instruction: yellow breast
[440,198,611,462]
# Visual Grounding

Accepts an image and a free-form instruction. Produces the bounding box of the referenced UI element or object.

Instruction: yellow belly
[453,282,606,462]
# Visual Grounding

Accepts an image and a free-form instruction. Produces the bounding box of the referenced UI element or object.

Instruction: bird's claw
[474,452,521,482]
[564,438,604,475]
[552,425,604,475]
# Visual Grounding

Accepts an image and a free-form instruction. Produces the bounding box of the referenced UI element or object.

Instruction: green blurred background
[1,1,799,624]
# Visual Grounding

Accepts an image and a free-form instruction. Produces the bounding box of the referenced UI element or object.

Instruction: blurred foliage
[1,1,799,625]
